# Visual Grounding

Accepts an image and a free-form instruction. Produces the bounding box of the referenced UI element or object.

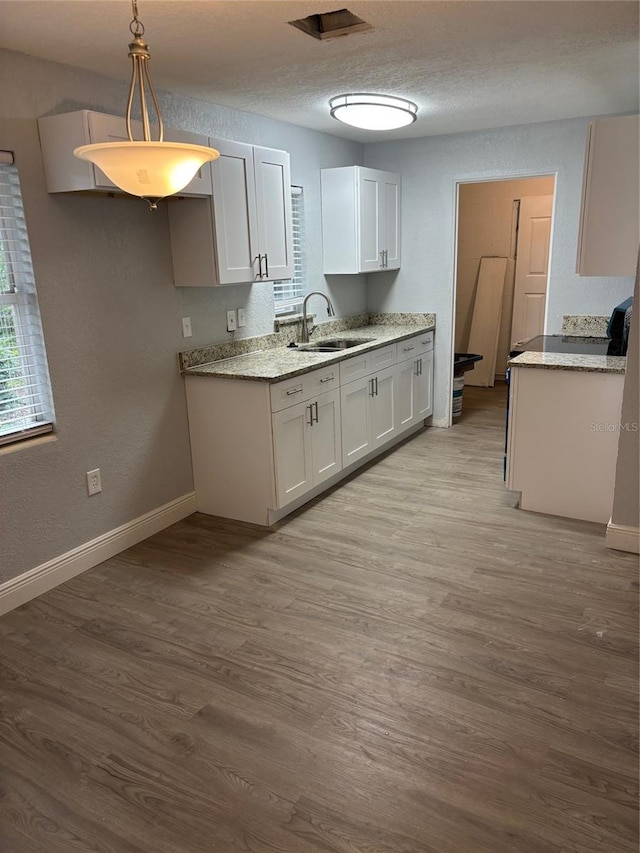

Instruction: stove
[510,334,612,357]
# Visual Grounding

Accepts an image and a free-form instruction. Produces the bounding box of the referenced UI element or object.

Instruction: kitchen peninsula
[506,350,626,524]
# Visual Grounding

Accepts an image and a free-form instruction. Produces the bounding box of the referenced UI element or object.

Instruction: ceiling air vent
[288,8,373,40]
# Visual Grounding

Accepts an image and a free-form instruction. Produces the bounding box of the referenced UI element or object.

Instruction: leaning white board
[466,257,508,387]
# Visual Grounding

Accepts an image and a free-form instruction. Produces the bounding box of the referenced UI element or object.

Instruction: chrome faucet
[300,291,335,342]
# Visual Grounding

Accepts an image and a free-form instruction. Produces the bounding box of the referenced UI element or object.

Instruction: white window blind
[274,186,306,314]
[0,155,55,446]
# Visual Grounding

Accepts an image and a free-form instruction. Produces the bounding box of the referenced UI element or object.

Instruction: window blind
[0,156,55,446]
[274,186,306,314]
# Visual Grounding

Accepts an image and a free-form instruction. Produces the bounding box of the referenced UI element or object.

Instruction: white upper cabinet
[577,114,639,277]
[37,110,212,197]
[321,166,401,274]
[168,139,293,286]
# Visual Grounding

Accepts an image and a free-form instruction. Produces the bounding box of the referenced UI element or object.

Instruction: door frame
[449,171,557,425]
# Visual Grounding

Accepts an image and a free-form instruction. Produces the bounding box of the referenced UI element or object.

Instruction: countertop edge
[184,324,436,382]
[508,352,626,375]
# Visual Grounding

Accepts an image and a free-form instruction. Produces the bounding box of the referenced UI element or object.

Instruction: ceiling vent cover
[289,8,373,40]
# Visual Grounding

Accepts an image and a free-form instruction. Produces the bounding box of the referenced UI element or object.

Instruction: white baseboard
[0,492,197,616]
[605,520,640,554]
[431,417,449,428]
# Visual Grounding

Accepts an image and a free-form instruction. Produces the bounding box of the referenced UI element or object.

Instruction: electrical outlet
[181,317,192,338]
[237,308,246,328]
[226,309,237,332]
[86,468,102,496]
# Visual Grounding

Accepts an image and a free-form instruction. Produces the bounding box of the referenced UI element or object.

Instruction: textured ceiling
[0,1,638,142]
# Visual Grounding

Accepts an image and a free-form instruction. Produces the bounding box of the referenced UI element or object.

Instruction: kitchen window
[274,186,306,315]
[0,153,55,447]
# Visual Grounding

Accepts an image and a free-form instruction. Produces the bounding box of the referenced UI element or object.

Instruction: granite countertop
[508,351,626,374]
[184,322,435,382]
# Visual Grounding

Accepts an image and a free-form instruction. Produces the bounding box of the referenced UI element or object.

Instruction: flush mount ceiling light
[74,0,219,209]
[329,93,418,131]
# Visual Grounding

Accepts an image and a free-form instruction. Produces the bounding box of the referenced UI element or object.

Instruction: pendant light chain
[126,0,163,143]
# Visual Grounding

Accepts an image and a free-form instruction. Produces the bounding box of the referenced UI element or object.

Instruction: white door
[414,352,433,420]
[341,376,373,467]
[272,402,312,507]
[358,169,383,271]
[511,195,553,346]
[371,366,396,448]
[254,146,293,281]
[310,389,342,485]
[210,138,259,284]
[382,174,401,269]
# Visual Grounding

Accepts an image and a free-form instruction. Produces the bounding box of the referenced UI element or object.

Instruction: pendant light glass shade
[73,0,219,206]
[329,93,418,130]
[75,141,218,199]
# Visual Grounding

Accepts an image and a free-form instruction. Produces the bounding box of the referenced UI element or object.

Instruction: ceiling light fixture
[329,93,418,131]
[74,0,219,209]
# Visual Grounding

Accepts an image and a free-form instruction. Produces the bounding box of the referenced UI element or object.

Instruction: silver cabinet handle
[379,250,385,268]
[402,345,415,353]
[320,374,334,383]
[374,376,379,396]
[286,386,303,396]
[384,249,388,267]
[415,357,422,376]
[369,378,375,397]
[255,255,263,278]
[264,253,269,278]
[313,400,319,424]
[307,404,314,426]
[421,338,431,345]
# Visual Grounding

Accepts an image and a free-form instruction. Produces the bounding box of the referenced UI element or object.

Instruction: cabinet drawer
[370,344,397,370]
[340,352,372,384]
[271,376,307,412]
[307,366,339,397]
[398,332,433,360]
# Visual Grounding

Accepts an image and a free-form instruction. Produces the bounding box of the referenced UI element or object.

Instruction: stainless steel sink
[296,338,374,352]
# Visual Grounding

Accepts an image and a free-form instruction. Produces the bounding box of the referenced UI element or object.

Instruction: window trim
[0,151,55,447]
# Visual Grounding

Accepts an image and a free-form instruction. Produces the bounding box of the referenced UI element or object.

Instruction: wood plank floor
[1,385,638,853]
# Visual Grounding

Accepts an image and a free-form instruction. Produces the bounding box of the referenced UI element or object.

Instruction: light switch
[182,317,192,338]
[237,308,246,328]
[226,309,237,332]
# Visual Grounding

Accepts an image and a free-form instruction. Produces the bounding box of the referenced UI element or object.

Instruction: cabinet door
[371,365,396,448]
[577,115,639,277]
[357,169,384,272]
[414,352,433,420]
[341,376,373,467]
[310,389,342,486]
[272,401,313,507]
[396,357,416,430]
[254,146,294,281]
[382,174,401,269]
[210,138,260,284]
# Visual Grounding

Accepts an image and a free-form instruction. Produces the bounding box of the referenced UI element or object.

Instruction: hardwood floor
[1,385,638,852]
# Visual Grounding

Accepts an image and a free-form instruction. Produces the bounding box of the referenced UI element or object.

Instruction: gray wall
[611,262,639,531]
[0,48,364,583]
[364,118,636,422]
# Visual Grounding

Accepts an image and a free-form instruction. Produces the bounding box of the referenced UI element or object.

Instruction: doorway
[453,175,555,419]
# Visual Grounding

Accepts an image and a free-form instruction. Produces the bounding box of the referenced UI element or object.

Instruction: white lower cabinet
[185,331,434,526]
[272,388,341,507]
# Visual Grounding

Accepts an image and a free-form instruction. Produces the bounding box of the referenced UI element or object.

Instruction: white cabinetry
[577,114,639,276]
[185,330,434,526]
[396,333,434,429]
[37,110,212,197]
[340,344,397,466]
[271,372,342,507]
[506,365,625,523]
[168,139,293,286]
[321,166,401,274]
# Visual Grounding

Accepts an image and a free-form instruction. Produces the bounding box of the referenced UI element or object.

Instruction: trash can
[452,375,465,418]
[452,353,483,420]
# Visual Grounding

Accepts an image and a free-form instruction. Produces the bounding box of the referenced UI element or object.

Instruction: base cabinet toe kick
[185,332,434,526]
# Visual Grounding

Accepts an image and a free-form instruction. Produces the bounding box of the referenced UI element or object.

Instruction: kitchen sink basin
[296,338,374,352]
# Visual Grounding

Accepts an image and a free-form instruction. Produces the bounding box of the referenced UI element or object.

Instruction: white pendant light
[74,0,219,208]
[329,93,418,131]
